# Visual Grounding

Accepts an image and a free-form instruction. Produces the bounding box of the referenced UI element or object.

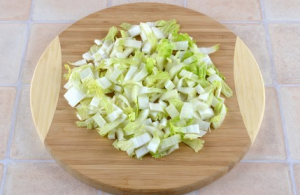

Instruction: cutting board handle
[234,37,265,144]
[30,36,62,143]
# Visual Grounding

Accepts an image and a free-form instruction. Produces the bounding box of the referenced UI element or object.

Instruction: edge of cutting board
[30,3,265,195]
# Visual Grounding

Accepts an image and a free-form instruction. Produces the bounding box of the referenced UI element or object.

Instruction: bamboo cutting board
[30,3,265,195]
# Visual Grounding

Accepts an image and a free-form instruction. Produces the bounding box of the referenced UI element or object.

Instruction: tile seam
[275,85,298,195]
[259,0,298,194]
[0,0,36,194]
[0,26,29,195]
[241,160,286,163]
[219,21,261,24]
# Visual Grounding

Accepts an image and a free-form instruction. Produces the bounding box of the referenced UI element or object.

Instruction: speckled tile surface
[3,163,98,195]
[0,88,16,160]
[0,0,298,195]
[0,24,27,84]
[22,23,71,84]
[200,163,293,195]
[112,0,184,6]
[0,0,32,21]
[32,0,107,21]
[243,87,286,161]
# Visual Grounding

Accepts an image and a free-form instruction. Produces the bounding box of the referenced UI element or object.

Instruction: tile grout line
[0,83,31,87]
[0,33,28,195]
[258,2,277,85]
[1,20,300,24]
[241,159,288,163]
[268,20,300,24]
[219,21,261,24]
[0,160,55,163]
[0,84,18,87]
[0,0,36,194]
[277,84,300,87]
[0,87,22,195]
[0,20,76,24]
[259,0,298,195]
[275,85,298,195]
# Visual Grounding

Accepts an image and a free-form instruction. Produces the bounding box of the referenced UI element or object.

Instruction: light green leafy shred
[132,50,144,66]
[97,115,127,136]
[184,62,198,75]
[124,122,144,135]
[171,31,195,47]
[169,122,182,135]
[197,62,207,80]
[90,45,100,54]
[183,134,200,140]
[146,71,170,87]
[112,140,119,150]
[117,140,135,151]
[110,57,134,66]
[197,79,211,88]
[181,50,193,61]
[205,81,221,94]
[103,26,118,43]
[183,139,205,152]
[119,22,132,30]
[146,57,156,74]
[151,151,168,159]
[221,80,233,98]
[210,114,222,123]
[76,118,96,130]
[168,98,184,112]
[214,102,223,115]
[81,76,102,96]
[120,30,130,38]
[155,20,167,26]
[63,64,72,80]
[157,38,174,58]
[159,19,180,36]
[98,95,114,114]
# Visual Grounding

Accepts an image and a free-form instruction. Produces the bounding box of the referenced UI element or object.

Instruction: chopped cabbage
[63,19,233,159]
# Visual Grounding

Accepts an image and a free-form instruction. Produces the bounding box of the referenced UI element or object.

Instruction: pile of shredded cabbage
[63,19,233,159]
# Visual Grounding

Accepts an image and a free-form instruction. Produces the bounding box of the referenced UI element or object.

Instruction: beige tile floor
[0,0,298,194]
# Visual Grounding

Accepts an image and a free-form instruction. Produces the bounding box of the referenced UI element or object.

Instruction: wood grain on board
[234,37,265,143]
[30,3,264,195]
[31,36,61,143]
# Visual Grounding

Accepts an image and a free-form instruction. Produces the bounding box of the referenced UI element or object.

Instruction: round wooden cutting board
[30,3,265,195]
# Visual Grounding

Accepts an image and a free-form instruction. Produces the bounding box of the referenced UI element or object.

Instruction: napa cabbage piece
[63,19,233,159]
